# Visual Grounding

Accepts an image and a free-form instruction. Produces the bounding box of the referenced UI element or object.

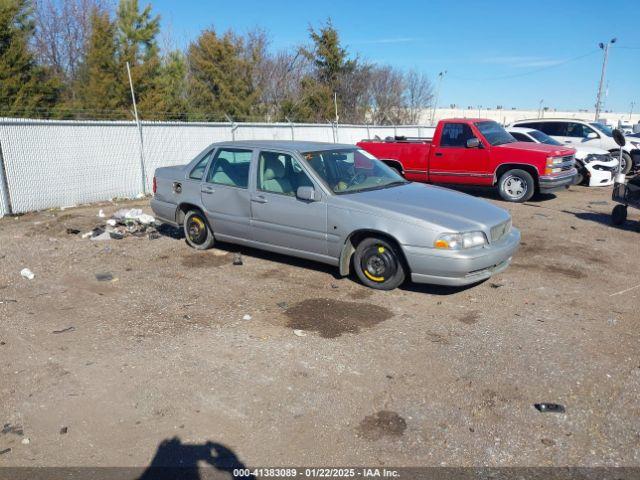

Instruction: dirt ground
[1,184,639,472]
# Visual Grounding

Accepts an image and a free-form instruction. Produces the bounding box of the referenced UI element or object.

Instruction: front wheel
[353,237,406,290]
[498,169,535,203]
[612,151,632,175]
[183,210,215,250]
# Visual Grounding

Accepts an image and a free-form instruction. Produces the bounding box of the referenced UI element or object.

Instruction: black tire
[611,204,627,226]
[574,163,586,185]
[353,237,406,290]
[183,210,215,250]
[497,169,535,202]
[612,151,632,175]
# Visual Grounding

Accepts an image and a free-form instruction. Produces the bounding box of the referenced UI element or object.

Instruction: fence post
[225,114,238,141]
[286,117,295,140]
[0,135,13,216]
[126,61,147,195]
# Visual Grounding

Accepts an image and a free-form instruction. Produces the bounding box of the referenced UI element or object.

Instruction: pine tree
[187,29,259,121]
[116,0,161,118]
[74,9,125,118]
[139,50,188,120]
[0,0,60,117]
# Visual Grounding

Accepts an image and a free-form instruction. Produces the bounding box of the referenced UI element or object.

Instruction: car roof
[513,118,592,124]
[210,140,357,153]
[507,126,536,133]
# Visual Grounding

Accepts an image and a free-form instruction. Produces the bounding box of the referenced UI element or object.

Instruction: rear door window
[511,132,532,142]
[521,122,566,136]
[189,149,215,180]
[440,123,474,147]
[206,148,253,188]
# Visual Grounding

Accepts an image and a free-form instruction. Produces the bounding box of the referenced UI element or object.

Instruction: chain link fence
[0,118,435,217]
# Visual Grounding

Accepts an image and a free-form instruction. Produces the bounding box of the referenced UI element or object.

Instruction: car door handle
[251,195,268,204]
[435,152,444,157]
[201,185,215,194]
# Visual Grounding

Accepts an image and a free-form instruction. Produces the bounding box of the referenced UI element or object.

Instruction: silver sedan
[151,141,520,290]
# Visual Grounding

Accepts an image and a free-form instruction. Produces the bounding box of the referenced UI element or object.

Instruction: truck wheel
[612,151,632,175]
[611,205,627,226]
[498,169,535,202]
[184,210,215,250]
[353,237,406,290]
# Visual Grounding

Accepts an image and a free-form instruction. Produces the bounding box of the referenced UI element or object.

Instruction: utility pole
[630,101,635,121]
[430,70,447,125]
[538,99,544,119]
[594,38,616,122]
[127,62,146,195]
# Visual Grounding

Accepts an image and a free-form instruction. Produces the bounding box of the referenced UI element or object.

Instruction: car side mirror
[586,132,598,139]
[466,137,481,148]
[296,186,318,201]
[633,124,640,134]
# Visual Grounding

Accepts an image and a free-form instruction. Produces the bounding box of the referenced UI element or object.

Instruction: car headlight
[434,231,488,250]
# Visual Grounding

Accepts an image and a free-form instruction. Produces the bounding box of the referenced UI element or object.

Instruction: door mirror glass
[296,186,317,201]
[466,137,481,148]
[633,124,640,134]
[586,132,598,139]
[612,128,626,147]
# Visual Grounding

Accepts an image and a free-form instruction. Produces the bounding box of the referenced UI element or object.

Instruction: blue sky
[152,0,640,112]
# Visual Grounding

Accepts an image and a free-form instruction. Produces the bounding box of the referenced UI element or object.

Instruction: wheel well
[176,203,203,225]
[380,159,404,174]
[340,229,410,277]
[494,164,539,187]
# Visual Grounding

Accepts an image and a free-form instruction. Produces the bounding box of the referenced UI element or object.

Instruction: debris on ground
[95,272,115,282]
[242,314,252,321]
[97,209,106,218]
[21,438,30,445]
[66,228,81,235]
[52,326,75,335]
[2,424,23,435]
[0,299,17,304]
[293,329,307,337]
[59,427,68,435]
[84,208,159,241]
[490,283,504,289]
[277,302,288,309]
[20,268,35,280]
[0,448,10,455]
[534,403,566,413]
[233,253,243,265]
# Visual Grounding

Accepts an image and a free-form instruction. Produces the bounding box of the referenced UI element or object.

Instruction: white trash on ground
[20,268,35,280]
[85,208,159,241]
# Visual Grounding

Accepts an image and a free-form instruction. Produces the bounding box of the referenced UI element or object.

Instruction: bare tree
[369,65,405,125]
[33,0,109,85]
[404,70,432,124]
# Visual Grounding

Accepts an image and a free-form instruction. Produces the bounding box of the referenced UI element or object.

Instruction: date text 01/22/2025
[232,468,400,478]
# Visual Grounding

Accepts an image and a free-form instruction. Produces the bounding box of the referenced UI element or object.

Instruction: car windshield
[475,121,517,146]
[302,148,408,194]
[590,122,613,137]
[529,130,562,146]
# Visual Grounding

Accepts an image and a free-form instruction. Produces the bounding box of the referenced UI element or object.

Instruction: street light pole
[430,70,447,125]
[538,99,544,119]
[630,101,635,121]
[594,38,616,122]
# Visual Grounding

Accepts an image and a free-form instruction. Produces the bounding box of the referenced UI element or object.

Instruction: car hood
[495,142,575,157]
[336,182,511,232]
[572,144,610,159]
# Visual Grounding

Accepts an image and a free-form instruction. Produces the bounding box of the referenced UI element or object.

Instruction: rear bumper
[404,228,521,287]
[539,170,577,192]
[150,197,179,226]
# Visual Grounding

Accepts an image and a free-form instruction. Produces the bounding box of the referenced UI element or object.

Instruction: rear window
[440,123,474,147]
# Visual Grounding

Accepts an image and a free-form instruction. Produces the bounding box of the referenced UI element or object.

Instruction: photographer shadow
[137,436,253,480]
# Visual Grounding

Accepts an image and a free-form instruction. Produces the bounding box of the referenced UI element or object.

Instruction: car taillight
[152,176,157,194]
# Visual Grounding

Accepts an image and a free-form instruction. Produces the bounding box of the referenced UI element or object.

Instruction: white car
[510,118,639,174]
[508,127,618,187]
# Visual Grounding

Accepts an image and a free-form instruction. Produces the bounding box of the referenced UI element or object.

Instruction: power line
[448,50,598,82]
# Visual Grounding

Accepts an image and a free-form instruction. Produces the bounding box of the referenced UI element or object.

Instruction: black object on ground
[95,272,113,282]
[148,232,161,240]
[534,403,565,413]
[233,253,243,266]
[52,326,76,334]
[66,228,80,235]
[0,448,10,455]
[60,426,68,435]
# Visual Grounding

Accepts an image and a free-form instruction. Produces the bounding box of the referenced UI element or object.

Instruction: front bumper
[404,228,521,287]
[585,159,617,187]
[539,169,577,192]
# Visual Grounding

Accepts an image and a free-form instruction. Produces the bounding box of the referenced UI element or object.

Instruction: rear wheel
[498,169,535,202]
[183,210,215,250]
[611,204,627,226]
[353,237,406,290]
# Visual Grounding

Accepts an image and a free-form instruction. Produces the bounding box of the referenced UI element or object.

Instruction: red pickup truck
[357,118,577,202]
